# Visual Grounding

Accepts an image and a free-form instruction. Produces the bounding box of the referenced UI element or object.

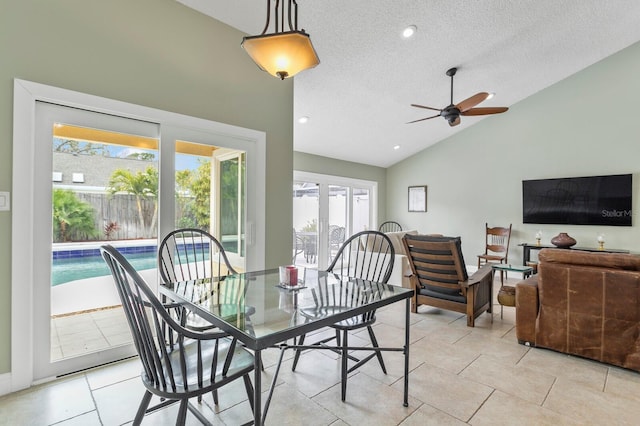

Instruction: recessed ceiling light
[486,92,495,100]
[393,145,400,150]
[402,25,417,39]
[298,116,309,124]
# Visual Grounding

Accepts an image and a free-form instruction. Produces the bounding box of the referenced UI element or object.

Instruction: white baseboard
[0,372,11,397]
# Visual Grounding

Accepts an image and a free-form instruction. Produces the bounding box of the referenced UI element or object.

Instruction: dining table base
[249,297,411,425]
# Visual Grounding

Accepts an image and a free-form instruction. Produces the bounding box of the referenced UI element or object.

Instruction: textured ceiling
[177,0,640,168]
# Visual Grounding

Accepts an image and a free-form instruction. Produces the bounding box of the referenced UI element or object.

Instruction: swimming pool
[51,244,210,286]
[51,251,158,286]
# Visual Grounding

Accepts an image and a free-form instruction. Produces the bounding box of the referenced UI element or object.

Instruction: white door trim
[10,79,266,392]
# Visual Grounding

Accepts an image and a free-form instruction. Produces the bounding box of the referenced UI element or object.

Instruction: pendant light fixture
[241,0,320,80]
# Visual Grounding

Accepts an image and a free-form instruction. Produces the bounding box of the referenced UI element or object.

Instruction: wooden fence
[75,193,157,241]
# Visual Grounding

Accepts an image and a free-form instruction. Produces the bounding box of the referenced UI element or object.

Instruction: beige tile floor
[51,307,132,361]
[4,277,640,425]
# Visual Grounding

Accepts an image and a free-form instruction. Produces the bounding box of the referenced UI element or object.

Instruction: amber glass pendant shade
[241,0,319,80]
[242,30,319,80]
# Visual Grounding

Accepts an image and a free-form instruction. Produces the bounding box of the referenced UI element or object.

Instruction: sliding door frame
[11,79,266,391]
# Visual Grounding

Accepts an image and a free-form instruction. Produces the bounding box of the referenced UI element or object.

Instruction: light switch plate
[0,192,10,211]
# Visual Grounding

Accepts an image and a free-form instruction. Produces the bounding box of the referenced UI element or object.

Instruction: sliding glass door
[34,102,159,379]
[14,80,265,387]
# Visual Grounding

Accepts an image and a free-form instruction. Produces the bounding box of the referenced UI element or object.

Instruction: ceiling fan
[408,67,508,127]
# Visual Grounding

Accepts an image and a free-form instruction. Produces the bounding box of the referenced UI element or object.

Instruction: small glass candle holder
[279,266,291,285]
[279,265,305,286]
[597,233,605,250]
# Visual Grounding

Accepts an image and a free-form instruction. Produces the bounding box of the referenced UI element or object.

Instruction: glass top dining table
[159,267,414,426]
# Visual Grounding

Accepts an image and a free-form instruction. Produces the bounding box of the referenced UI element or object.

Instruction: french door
[293,171,377,269]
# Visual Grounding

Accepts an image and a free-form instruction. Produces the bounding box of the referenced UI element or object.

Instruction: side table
[519,243,629,265]
[491,264,533,318]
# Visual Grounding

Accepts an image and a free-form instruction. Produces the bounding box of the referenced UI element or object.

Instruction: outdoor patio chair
[291,230,395,401]
[292,228,305,262]
[101,245,255,425]
[328,225,346,259]
[403,234,493,327]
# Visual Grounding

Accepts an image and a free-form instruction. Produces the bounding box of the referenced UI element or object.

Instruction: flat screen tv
[522,174,632,226]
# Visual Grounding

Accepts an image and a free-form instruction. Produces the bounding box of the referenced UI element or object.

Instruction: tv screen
[522,174,632,226]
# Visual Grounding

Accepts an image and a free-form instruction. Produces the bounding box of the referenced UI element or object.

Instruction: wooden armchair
[402,234,493,327]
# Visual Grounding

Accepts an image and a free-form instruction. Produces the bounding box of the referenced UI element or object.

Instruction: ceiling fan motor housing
[442,106,460,123]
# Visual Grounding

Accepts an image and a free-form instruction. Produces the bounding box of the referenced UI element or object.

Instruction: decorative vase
[551,232,577,248]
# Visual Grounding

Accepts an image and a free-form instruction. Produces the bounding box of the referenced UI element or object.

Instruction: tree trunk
[135,196,145,238]
[148,201,158,238]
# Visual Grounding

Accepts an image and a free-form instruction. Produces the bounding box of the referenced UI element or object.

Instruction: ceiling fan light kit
[409,67,508,127]
[241,0,320,80]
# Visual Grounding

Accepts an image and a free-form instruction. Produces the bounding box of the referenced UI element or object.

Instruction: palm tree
[52,189,98,242]
[107,166,158,238]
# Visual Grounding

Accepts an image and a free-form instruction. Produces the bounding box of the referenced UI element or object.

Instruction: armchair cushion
[418,287,466,303]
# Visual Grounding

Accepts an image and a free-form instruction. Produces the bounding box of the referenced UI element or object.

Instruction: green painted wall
[294,151,387,224]
[0,0,294,374]
[387,41,640,265]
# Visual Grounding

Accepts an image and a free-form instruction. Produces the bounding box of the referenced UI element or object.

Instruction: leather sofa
[516,248,640,372]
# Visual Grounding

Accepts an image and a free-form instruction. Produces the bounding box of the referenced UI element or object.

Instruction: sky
[53,139,202,171]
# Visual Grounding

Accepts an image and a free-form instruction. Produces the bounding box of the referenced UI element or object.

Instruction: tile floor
[51,307,132,361]
[4,278,640,425]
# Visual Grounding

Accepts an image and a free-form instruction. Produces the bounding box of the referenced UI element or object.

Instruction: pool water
[51,248,211,286]
[51,251,158,286]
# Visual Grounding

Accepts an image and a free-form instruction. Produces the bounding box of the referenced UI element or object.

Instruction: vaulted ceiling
[178,0,640,167]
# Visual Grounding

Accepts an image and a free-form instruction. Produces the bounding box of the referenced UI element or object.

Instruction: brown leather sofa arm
[515,275,539,345]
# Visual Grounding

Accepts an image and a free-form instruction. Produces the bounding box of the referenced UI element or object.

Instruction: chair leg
[341,329,348,402]
[367,326,387,374]
[176,399,189,425]
[133,390,153,426]
[211,389,219,405]
[291,333,306,371]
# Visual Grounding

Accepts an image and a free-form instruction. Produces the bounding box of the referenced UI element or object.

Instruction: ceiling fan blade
[410,104,442,112]
[406,114,440,124]
[456,92,489,112]
[461,107,509,116]
[449,116,461,127]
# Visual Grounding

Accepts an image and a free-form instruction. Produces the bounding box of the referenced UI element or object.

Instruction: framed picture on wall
[408,185,427,212]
